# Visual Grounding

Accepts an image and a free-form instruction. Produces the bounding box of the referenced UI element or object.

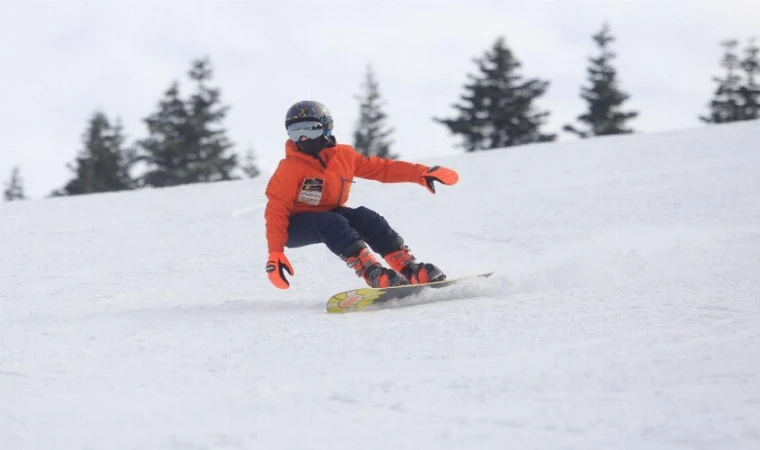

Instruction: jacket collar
[285,139,336,166]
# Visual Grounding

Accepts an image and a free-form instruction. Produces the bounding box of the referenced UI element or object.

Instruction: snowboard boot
[384,243,446,285]
[341,241,408,288]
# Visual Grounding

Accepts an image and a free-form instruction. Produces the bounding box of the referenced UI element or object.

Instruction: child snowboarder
[265,101,459,290]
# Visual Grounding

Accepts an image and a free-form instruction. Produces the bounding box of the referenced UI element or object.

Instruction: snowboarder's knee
[317,211,352,231]
[353,206,379,218]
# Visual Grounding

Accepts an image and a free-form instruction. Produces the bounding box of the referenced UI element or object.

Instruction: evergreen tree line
[700,39,760,124]
[2,58,262,201]
[5,25,759,201]
[435,26,759,152]
[45,58,261,198]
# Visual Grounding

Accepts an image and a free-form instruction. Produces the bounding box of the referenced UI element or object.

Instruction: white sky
[2,0,759,198]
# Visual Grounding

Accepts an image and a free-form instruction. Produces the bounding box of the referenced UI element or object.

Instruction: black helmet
[284,101,334,142]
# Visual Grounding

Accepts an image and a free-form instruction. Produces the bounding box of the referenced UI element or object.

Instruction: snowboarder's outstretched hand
[266,252,294,289]
[420,166,459,194]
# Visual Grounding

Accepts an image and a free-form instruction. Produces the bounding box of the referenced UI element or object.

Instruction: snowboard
[326,272,494,314]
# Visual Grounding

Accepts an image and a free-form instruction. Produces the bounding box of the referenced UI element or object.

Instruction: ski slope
[2,122,760,450]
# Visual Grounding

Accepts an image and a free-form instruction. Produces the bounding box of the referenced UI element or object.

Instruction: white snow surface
[2,123,760,450]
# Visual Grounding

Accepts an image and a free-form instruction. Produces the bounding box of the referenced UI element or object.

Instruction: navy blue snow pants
[286,206,401,257]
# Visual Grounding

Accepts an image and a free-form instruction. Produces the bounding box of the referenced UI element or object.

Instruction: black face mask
[295,135,336,156]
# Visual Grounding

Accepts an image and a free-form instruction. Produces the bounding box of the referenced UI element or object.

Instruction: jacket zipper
[338,177,346,207]
[337,177,356,207]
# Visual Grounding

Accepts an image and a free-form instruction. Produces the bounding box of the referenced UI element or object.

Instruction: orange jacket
[265,140,428,253]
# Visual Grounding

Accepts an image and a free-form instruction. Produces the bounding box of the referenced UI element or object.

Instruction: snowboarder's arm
[351,148,459,192]
[264,162,299,253]
[352,149,428,183]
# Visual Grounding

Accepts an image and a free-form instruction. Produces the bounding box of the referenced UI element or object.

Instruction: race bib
[298,178,324,205]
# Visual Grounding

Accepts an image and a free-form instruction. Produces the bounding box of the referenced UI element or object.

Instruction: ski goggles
[287,121,332,141]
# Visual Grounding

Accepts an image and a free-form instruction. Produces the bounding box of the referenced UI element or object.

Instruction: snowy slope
[2,122,760,450]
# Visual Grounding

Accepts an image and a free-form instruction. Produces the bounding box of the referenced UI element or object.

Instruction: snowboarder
[265,101,459,290]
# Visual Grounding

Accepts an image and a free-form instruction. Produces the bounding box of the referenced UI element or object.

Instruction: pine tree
[353,65,396,159]
[241,147,261,178]
[564,24,638,138]
[435,37,555,152]
[54,111,135,196]
[701,40,743,123]
[139,58,238,187]
[738,38,760,120]
[4,166,26,201]
[137,82,187,187]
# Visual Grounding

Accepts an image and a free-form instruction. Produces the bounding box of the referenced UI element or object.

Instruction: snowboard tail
[326,272,494,314]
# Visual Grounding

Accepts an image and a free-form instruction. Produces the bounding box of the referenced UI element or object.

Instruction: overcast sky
[2,0,759,198]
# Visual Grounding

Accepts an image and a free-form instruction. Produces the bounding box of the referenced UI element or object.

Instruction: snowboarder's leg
[331,206,401,255]
[286,211,360,255]
[333,206,447,284]
[285,211,406,288]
